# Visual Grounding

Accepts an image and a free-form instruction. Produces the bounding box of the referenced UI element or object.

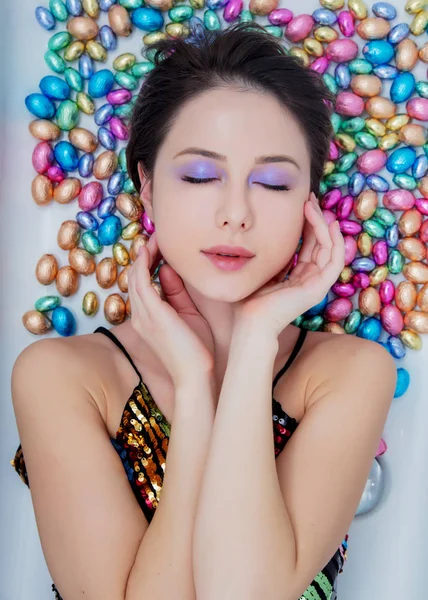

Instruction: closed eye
[182,176,290,192]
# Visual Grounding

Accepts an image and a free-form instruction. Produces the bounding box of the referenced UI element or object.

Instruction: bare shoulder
[299,330,396,412]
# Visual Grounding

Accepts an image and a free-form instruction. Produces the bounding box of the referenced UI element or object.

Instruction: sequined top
[11,325,348,600]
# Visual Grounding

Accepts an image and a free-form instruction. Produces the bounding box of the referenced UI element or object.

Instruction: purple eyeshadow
[175,160,220,179]
[249,167,296,187]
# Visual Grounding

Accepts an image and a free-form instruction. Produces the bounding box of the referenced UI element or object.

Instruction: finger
[315,221,345,286]
[158,264,201,317]
[132,245,163,317]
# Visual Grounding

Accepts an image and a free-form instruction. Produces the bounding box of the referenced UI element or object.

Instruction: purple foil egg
[285,14,314,42]
[106,89,132,105]
[357,149,387,174]
[223,0,243,22]
[78,181,104,211]
[109,116,129,140]
[46,165,65,182]
[268,8,293,25]
[383,189,416,210]
[325,38,359,62]
[336,91,365,116]
[380,304,404,335]
[32,141,54,174]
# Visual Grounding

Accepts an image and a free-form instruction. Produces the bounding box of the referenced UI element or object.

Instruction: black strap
[272,328,307,392]
[94,326,142,382]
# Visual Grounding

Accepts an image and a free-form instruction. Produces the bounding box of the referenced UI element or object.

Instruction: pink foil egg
[373,240,388,265]
[379,280,395,304]
[383,189,416,210]
[338,11,355,37]
[415,197,428,216]
[331,282,356,297]
[328,141,339,161]
[324,298,353,322]
[268,8,293,25]
[46,165,65,182]
[420,220,428,243]
[109,116,129,140]
[224,0,243,22]
[142,212,156,234]
[406,98,428,121]
[325,38,359,62]
[322,189,342,209]
[380,304,404,335]
[285,14,314,42]
[106,89,132,105]
[340,219,363,235]
[336,194,354,219]
[32,141,54,174]
[336,91,365,116]
[353,273,371,288]
[310,56,330,74]
[344,235,358,265]
[78,181,103,211]
[376,438,387,457]
[357,149,387,174]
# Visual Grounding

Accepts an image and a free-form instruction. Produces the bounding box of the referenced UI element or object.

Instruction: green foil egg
[56,99,79,130]
[82,231,103,254]
[35,296,61,312]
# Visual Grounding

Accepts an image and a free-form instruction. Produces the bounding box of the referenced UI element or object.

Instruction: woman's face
[141,86,312,302]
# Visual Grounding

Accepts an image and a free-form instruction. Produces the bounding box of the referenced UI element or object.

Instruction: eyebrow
[173,147,301,170]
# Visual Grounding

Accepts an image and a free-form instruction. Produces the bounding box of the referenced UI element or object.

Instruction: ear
[137,161,154,222]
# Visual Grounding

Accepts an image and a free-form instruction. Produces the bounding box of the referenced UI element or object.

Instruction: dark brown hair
[126,21,335,196]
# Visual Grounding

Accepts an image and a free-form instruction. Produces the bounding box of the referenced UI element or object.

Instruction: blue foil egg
[108,171,124,195]
[348,171,366,196]
[88,69,115,98]
[35,6,56,30]
[97,215,122,245]
[388,22,410,45]
[386,147,416,174]
[99,0,117,9]
[373,64,398,79]
[131,7,164,31]
[79,54,93,79]
[312,8,337,25]
[51,306,76,337]
[98,126,117,150]
[363,40,394,65]
[356,316,382,341]
[76,211,99,231]
[372,2,396,20]
[412,154,428,179]
[366,174,390,192]
[99,24,117,50]
[390,72,415,103]
[335,63,351,89]
[385,223,399,247]
[351,257,376,272]
[78,153,94,177]
[394,368,409,398]
[387,335,406,359]
[65,0,83,16]
[303,294,329,317]
[54,141,79,171]
[206,0,229,8]
[97,196,116,218]
[95,103,114,125]
[25,93,56,119]
[186,16,206,43]
[39,75,71,100]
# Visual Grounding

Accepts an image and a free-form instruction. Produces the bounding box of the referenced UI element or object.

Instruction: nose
[215,185,253,232]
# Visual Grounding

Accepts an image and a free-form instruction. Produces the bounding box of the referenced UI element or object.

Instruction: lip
[201,245,255,258]
[201,252,254,272]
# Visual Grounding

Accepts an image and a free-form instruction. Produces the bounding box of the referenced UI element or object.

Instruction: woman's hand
[128,231,215,387]
[234,192,346,338]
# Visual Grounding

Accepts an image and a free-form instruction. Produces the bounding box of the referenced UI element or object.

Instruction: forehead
[158,87,311,170]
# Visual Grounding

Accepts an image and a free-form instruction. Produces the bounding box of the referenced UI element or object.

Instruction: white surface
[1,1,427,598]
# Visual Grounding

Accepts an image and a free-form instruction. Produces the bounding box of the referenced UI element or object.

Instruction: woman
[11,22,396,600]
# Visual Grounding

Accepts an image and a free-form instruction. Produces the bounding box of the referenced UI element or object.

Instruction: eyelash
[181,176,290,192]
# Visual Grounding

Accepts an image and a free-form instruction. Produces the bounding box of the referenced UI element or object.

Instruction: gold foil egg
[398,328,422,350]
[303,38,324,57]
[96,257,118,288]
[93,150,118,179]
[405,0,426,13]
[86,40,107,61]
[323,322,346,334]
[320,0,344,9]
[108,5,132,36]
[416,283,428,311]
[82,291,99,316]
[68,127,98,152]
[418,176,428,198]
[379,132,399,151]
[314,26,338,43]
[53,177,82,204]
[29,119,61,141]
[359,286,381,316]
[395,280,418,312]
[365,117,386,137]
[126,295,131,317]
[116,193,144,221]
[68,247,97,275]
[22,310,52,335]
[32,174,53,206]
[369,265,389,285]
[356,18,390,40]
[113,242,131,267]
[118,265,131,293]
[398,209,422,236]
[145,0,176,10]
[354,189,378,220]
[104,293,127,325]
[386,114,410,131]
[122,220,143,240]
[57,220,81,250]
[350,74,382,97]
[143,32,168,45]
[395,38,419,71]
[36,254,58,285]
[129,233,149,263]
[348,0,368,19]
[398,237,427,261]
[399,123,427,146]
[339,266,353,283]
[249,0,279,15]
[113,53,136,71]
[403,310,428,333]
[357,232,373,256]
[288,47,310,67]
[165,23,190,39]
[410,10,428,36]
[76,92,95,114]
[56,266,79,296]
[64,40,86,61]
[67,16,99,40]
[82,0,100,19]
[403,261,428,283]
[418,41,428,63]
